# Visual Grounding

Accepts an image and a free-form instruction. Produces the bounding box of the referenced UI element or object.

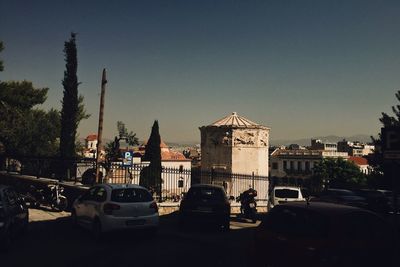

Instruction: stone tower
[199,112,270,201]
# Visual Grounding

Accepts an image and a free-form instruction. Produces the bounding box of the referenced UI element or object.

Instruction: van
[268,186,305,211]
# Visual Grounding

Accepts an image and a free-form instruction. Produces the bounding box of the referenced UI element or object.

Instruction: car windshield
[275,189,299,199]
[111,188,153,203]
[186,187,225,201]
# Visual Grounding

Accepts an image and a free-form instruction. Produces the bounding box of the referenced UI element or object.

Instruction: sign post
[381,126,400,227]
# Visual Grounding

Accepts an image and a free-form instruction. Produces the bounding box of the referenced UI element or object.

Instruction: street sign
[382,127,400,161]
[382,127,400,151]
[122,151,133,166]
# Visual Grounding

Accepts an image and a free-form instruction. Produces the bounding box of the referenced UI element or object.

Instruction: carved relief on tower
[259,131,269,147]
[206,128,232,147]
[233,130,256,147]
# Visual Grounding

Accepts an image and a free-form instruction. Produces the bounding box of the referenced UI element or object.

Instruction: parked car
[71,184,159,237]
[311,188,367,209]
[0,185,29,249]
[254,202,396,267]
[352,189,391,215]
[268,186,306,210]
[179,184,230,231]
[377,189,400,213]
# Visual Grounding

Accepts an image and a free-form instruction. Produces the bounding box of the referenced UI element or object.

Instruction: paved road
[3,209,260,267]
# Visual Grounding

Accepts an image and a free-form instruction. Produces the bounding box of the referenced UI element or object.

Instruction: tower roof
[209,112,268,129]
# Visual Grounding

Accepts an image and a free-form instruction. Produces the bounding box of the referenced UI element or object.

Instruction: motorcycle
[236,188,258,223]
[25,183,68,211]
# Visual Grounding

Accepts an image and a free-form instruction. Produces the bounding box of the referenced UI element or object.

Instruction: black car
[0,185,29,249]
[179,184,230,231]
[353,189,391,215]
[255,202,396,267]
[311,188,367,209]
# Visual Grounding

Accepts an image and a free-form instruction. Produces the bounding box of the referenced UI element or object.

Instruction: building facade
[270,148,349,178]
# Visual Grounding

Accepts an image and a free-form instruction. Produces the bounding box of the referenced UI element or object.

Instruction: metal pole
[96,68,107,183]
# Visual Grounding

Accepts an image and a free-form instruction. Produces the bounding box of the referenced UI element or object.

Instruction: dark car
[353,189,391,215]
[311,188,367,209]
[179,184,230,231]
[0,185,29,249]
[254,202,396,267]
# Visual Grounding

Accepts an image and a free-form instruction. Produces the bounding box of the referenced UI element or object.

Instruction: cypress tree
[59,33,79,177]
[140,120,162,197]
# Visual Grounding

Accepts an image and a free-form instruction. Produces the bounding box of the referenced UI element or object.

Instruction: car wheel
[92,218,102,240]
[178,216,186,231]
[21,213,29,234]
[71,209,78,226]
[0,228,12,250]
[221,220,230,232]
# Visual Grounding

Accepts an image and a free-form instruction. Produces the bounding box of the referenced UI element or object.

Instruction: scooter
[236,190,258,223]
[26,183,68,211]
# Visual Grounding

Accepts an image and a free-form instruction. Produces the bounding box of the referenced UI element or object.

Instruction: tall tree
[0,81,52,156]
[369,90,400,189]
[0,41,4,72]
[60,33,79,160]
[59,33,89,160]
[140,120,162,196]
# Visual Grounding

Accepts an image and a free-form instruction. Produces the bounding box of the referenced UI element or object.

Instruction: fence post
[252,171,255,189]
[211,168,214,184]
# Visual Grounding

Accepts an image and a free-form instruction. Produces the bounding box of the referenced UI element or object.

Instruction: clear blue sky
[1,0,399,143]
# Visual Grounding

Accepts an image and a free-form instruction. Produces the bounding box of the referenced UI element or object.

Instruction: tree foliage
[140,120,162,195]
[0,41,4,72]
[369,90,400,189]
[311,158,366,191]
[105,121,139,162]
[59,33,89,160]
[0,81,59,157]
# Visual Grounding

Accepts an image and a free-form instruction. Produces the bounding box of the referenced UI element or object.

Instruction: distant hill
[270,134,376,146]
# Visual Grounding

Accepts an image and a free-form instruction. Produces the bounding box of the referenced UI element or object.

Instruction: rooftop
[206,112,269,129]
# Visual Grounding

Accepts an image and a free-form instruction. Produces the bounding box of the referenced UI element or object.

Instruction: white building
[348,156,372,175]
[82,134,103,159]
[270,148,349,178]
[199,112,270,202]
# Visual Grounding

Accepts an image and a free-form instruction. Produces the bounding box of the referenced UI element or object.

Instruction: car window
[94,187,107,202]
[186,187,226,201]
[275,189,299,199]
[111,188,153,203]
[332,190,355,196]
[82,187,98,201]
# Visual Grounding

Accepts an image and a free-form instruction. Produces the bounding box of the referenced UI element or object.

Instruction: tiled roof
[208,112,269,129]
[348,156,369,166]
[142,140,169,148]
[161,150,189,161]
[86,134,97,141]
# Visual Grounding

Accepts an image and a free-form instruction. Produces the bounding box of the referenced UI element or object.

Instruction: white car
[71,184,159,237]
[268,186,306,210]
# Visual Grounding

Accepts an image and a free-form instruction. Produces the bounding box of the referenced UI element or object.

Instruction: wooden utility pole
[96,68,107,183]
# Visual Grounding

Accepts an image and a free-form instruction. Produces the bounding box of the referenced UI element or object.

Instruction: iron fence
[1,156,271,203]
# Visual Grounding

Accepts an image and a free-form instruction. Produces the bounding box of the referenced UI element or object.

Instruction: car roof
[190,184,225,190]
[277,201,370,217]
[273,186,301,190]
[100,183,148,190]
[326,188,353,193]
